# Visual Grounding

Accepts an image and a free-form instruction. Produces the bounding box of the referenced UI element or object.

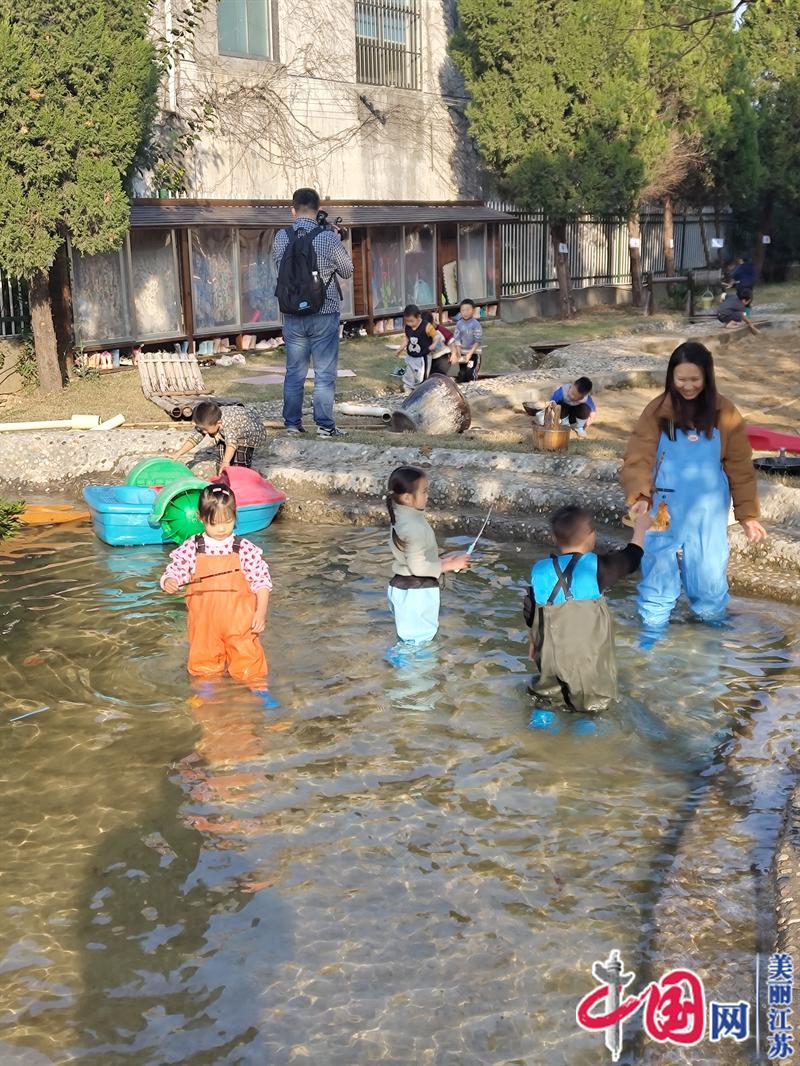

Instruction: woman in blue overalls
[621,343,766,631]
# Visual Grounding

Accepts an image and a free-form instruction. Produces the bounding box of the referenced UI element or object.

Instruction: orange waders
[185,536,268,683]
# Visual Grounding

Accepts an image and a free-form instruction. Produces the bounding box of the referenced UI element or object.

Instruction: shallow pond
[0,519,798,1064]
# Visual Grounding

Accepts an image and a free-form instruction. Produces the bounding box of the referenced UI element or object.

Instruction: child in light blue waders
[386,466,471,644]
[523,505,651,728]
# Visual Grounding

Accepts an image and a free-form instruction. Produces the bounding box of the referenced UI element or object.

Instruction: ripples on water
[0,520,798,1064]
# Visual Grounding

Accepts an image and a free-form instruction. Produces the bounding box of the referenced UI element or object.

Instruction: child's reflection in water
[176,681,290,892]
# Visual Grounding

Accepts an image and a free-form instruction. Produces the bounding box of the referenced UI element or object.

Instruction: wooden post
[178,228,194,352]
[550,220,574,320]
[436,222,445,321]
[663,196,675,281]
[493,223,501,310]
[365,228,375,336]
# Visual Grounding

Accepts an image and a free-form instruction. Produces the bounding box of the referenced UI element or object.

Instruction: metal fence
[0,267,29,337]
[489,201,733,297]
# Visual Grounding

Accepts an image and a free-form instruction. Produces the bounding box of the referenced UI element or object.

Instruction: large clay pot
[390,374,471,435]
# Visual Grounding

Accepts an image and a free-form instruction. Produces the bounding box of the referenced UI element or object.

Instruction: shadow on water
[0,521,798,1064]
[72,686,296,1064]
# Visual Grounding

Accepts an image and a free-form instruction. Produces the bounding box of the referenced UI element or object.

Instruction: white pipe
[90,414,126,431]
[0,415,101,432]
[164,0,177,113]
[337,403,391,422]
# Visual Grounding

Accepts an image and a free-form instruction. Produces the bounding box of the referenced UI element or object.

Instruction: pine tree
[739,0,800,276]
[0,1,158,392]
[451,0,660,317]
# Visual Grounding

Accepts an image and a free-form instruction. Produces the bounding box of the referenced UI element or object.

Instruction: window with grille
[218,0,274,60]
[355,0,421,90]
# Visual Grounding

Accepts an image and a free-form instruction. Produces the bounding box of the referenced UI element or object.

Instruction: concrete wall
[148,0,483,202]
[500,285,633,324]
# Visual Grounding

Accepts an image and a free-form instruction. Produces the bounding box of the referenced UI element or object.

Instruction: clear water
[0,520,798,1065]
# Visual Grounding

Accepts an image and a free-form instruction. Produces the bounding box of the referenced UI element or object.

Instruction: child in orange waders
[160,484,271,682]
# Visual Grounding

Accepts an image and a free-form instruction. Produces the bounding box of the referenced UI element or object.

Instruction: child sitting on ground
[399,305,451,390]
[717,286,752,329]
[523,504,651,716]
[171,401,268,472]
[160,484,271,683]
[532,377,596,438]
[386,465,471,644]
[451,299,483,383]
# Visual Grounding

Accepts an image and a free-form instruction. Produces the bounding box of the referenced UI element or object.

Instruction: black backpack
[275,225,328,315]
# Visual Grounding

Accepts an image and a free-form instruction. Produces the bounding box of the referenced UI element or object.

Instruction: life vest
[531,552,602,606]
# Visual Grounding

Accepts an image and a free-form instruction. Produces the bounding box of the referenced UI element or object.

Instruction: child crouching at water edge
[387,466,471,643]
[160,484,271,682]
[524,505,651,713]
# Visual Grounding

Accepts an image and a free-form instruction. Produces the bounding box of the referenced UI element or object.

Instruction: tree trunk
[698,211,711,268]
[663,195,675,279]
[753,195,773,280]
[550,221,575,320]
[50,245,75,381]
[713,197,723,268]
[627,213,644,308]
[28,268,63,395]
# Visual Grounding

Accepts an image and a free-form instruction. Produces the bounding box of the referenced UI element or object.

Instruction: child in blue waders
[386,466,471,644]
[523,505,651,723]
[622,342,766,637]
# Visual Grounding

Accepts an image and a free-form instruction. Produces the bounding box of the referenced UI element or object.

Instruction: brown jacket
[621,393,759,522]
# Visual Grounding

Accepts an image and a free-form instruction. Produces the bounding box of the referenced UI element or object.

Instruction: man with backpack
[272,188,354,437]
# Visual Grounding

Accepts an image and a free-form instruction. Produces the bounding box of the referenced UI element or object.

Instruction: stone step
[266,436,622,481]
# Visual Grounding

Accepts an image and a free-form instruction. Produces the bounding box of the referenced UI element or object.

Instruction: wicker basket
[532,424,571,452]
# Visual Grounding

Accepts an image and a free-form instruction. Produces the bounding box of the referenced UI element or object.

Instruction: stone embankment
[3,429,799,603]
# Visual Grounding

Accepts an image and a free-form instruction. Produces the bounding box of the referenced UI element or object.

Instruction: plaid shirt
[190,405,267,448]
[271,216,354,316]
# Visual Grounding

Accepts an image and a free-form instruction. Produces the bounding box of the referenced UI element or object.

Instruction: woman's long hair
[386,466,427,549]
[660,342,718,439]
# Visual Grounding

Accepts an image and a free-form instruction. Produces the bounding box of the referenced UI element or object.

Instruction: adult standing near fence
[621,341,766,640]
[272,189,354,437]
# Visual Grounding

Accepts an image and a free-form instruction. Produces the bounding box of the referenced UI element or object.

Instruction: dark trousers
[455,353,481,383]
[531,402,591,423]
[428,354,452,378]
[216,442,255,469]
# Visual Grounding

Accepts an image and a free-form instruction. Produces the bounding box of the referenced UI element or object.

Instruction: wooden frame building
[68,199,509,353]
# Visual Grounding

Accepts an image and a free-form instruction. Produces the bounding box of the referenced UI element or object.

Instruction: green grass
[0,285,794,428]
[757,280,800,313]
[0,305,670,425]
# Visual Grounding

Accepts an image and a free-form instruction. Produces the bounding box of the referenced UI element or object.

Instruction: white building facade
[149,0,484,201]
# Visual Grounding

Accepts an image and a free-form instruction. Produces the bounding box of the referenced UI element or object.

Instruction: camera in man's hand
[316,209,349,242]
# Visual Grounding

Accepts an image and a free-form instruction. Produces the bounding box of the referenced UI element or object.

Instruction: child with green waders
[524,505,651,721]
[386,466,471,644]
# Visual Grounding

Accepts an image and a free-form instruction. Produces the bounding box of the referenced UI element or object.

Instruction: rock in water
[390,375,471,434]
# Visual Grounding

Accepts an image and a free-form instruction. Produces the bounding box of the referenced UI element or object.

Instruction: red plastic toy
[746,426,800,454]
[210,466,287,506]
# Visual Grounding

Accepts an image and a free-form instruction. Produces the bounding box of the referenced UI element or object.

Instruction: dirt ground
[1,288,797,457]
[464,329,799,457]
